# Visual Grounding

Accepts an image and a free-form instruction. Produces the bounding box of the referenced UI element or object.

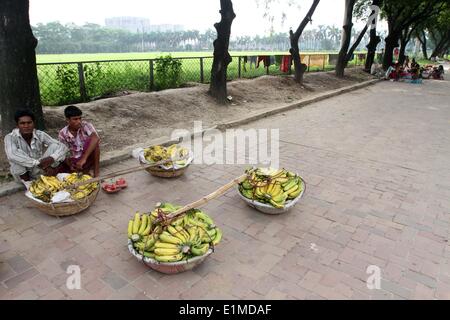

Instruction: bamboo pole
[158,173,248,224]
[65,156,189,189]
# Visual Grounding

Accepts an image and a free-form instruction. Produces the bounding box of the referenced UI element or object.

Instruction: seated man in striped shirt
[4,110,69,182]
[58,105,100,177]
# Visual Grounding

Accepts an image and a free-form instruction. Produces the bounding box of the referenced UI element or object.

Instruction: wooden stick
[158,173,248,224]
[65,156,189,189]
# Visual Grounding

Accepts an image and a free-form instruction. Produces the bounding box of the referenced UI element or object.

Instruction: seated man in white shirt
[4,110,69,182]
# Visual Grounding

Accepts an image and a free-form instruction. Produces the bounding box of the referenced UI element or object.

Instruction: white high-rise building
[105,17,151,33]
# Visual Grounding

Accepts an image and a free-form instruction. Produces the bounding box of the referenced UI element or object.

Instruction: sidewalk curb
[0,78,380,198]
[217,78,381,130]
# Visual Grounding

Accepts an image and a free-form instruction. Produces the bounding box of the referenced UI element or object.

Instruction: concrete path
[1,78,449,299]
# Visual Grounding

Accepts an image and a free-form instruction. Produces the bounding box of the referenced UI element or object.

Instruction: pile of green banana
[29,173,98,203]
[238,167,303,208]
[144,144,189,167]
[128,202,222,263]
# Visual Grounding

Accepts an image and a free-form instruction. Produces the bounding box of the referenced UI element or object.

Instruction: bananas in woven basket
[238,167,303,209]
[128,203,222,262]
[29,173,98,203]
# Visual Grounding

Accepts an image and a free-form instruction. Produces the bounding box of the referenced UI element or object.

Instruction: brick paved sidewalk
[1,80,449,300]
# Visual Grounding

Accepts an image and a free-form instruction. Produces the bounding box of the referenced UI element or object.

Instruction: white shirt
[4,129,68,169]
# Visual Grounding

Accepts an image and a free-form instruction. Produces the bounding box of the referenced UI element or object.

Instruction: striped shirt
[58,121,97,159]
[4,129,68,169]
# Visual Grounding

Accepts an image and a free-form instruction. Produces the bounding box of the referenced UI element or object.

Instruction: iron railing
[37,53,367,106]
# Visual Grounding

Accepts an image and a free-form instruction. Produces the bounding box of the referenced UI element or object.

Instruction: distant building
[148,24,184,33]
[105,17,151,33]
[105,17,184,33]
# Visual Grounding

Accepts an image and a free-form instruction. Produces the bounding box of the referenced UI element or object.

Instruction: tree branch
[293,0,321,40]
[346,24,369,61]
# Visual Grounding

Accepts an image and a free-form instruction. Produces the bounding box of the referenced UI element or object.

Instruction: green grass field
[36,51,365,106]
[36,51,355,63]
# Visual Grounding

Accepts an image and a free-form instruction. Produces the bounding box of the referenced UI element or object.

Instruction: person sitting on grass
[404,56,410,69]
[58,105,100,177]
[409,59,420,79]
[4,110,68,183]
[386,63,402,81]
[432,65,445,79]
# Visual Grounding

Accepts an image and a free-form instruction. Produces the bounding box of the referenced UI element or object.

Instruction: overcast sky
[29,0,363,36]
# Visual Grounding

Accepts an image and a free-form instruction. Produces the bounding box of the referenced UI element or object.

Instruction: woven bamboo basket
[128,240,213,274]
[28,186,100,217]
[238,176,306,215]
[145,165,188,178]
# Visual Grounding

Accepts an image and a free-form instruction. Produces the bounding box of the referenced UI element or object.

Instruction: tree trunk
[383,34,399,70]
[0,0,44,135]
[336,0,356,78]
[289,31,307,83]
[430,32,450,58]
[364,0,382,72]
[209,0,235,104]
[419,30,428,59]
[289,0,320,83]
[398,35,408,66]
[365,29,381,72]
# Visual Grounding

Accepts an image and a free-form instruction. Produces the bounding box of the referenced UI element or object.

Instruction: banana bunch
[238,167,303,208]
[62,173,98,200]
[143,144,189,167]
[128,203,222,263]
[29,175,63,203]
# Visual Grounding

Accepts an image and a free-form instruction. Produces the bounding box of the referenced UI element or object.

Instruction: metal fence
[37,53,367,106]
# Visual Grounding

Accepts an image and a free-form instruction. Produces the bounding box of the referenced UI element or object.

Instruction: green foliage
[84,62,112,97]
[55,64,80,104]
[154,56,183,90]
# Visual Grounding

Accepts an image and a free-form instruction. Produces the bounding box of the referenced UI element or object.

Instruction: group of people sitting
[421,64,445,80]
[385,56,445,82]
[4,105,100,185]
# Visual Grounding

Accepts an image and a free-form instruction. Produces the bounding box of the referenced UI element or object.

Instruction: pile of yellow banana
[238,167,303,208]
[29,173,98,203]
[128,203,222,263]
[144,144,189,167]
[29,175,63,203]
[62,173,99,200]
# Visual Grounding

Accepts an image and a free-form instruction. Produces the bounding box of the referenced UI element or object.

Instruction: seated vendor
[432,65,445,79]
[386,63,402,81]
[58,105,100,177]
[4,110,68,182]
[409,58,420,79]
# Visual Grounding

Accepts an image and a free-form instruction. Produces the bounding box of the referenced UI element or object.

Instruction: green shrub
[154,55,183,90]
[84,62,114,98]
[55,64,80,104]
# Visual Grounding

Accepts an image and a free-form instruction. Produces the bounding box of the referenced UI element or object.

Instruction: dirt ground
[0,68,375,180]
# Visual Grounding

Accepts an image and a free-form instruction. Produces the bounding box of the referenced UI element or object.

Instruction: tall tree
[429,4,450,58]
[258,0,320,83]
[380,0,446,70]
[289,0,321,83]
[415,30,429,59]
[209,0,236,103]
[355,0,382,72]
[335,0,371,77]
[397,22,422,65]
[0,0,44,134]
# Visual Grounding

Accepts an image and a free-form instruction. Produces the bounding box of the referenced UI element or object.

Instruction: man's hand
[64,158,76,172]
[38,157,54,170]
[19,172,31,182]
[75,157,87,170]
[44,166,59,176]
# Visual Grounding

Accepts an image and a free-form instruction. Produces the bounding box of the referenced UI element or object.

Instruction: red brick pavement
[1,80,449,299]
